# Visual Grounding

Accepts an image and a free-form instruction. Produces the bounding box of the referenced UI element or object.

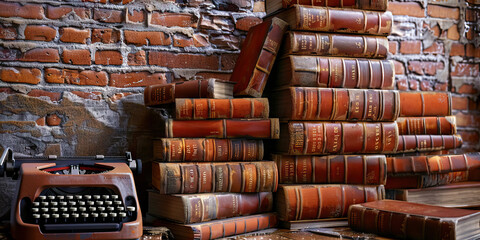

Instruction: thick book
[276,122,399,155]
[151,161,278,194]
[272,56,395,89]
[280,32,389,58]
[266,0,388,15]
[153,138,264,162]
[230,17,288,97]
[148,191,273,224]
[276,184,385,221]
[385,171,468,189]
[175,98,269,119]
[348,200,480,240]
[267,6,393,36]
[163,118,280,139]
[144,79,235,106]
[399,91,452,117]
[396,135,463,153]
[270,88,400,121]
[273,154,387,185]
[151,213,278,240]
[396,116,456,135]
[386,181,480,208]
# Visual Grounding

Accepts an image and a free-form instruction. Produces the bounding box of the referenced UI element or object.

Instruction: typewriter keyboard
[20,187,138,233]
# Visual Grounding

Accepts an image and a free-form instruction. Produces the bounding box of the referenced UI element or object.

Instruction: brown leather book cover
[385,171,468,189]
[267,6,393,35]
[230,17,288,97]
[276,184,385,221]
[273,154,387,185]
[144,79,235,106]
[271,88,400,121]
[387,153,479,175]
[148,191,273,224]
[266,0,388,15]
[175,98,269,119]
[154,138,264,162]
[152,161,278,194]
[348,200,480,240]
[281,32,389,58]
[164,118,280,139]
[396,135,463,153]
[396,116,456,135]
[399,91,452,117]
[272,56,395,89]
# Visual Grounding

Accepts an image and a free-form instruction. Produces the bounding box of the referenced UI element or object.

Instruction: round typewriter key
[51,207,58,212]
[72,213,79,219]
[111,195,119,200]
[100,213,108,218]
[56,196,65,200]
[41,202,49,207]
[50,202,58,206]
[60,207,68,212]
[60,201,67,206]
[33,214,41,219]
[105,200,113,205]
[107,206,114,211]
[93,195,101,200]
[102,195,110,200]
[116,206,124,211]
[32,202,40,207]
[52,213,59,219]
[95,200,103,205]
[84,195,92,200]
[87,201,95,206]
[32,208,39,213]
[78,201,86,206]
[81,213,89,218]
[39,196,46,201]
[68,201,76,206]
[42,213,50,219]
[126,206,136,212]
[98,206,106,212]
[79,207,87,212]
[69,207,77,212]
[75,195,83,200]
[109,212,117,218]
[114,200,122,205]
[119,212,126,218]
[66,195,74,200]
[41,208,49,212]
[48,196,55,200]
[62,213,69,218]
[91,213,99,218]
[89,206,97,212]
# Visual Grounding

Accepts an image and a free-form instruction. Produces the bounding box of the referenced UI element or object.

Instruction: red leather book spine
[283,0,388,10]
[399,92,452,117]
[144,79,214,106]
[175,98,270,119]
[387,154,470,175]
[396,135,463,153]
[396,116,456,135]
[385,171,468,189]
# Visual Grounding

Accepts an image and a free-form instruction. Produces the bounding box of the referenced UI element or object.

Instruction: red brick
[60,27,90,43]
[466,8,477,22]
[127,9,144,23]
[71,91,102,101]
[0,48,20,61]
[424,42,443,55]
[393,60,405,75]
[450,43,465,56]
[409,79,419,90]
[408,61,444,76]
[46,114,61,126]
[451,63,479,77]
[20,48,60,63]
[452,96,468,110]
[84,0,107,3]
[94,9,123,23]
[420,80,433,91]
[149,52,219,70]
[476,47,480,59]
[36,117,45,126]
[190,72,231,82]
[62,49,91,65]
[61,69,108,86]
[210,34,240,50]
[74,8,90,19]
[427,5,459,19]
[458,130,479,144]
[199,16,234,31]
[95,50,123,65]
[221,54,238,70]
[447,24,460,40]
[466,44,475,58]
[109,92,133,102]
[92,29,120,43]
[455,112,479,128]
[457,84,477,94]
[429,24,441,38]
[0,67,41,84]
[128,51,146,66]
[45,68,63,83]
[0,26,17,40]
[24,25,56,42]
[235,16,262,31]
[151,12,198,28]
[46,6,72,19]
[193,34,209,47]
[27,89,61,102]
[399,41,421,54]
[469,98,477,111]
[387,2,425,18]
[388,41,398,55]
[0,2,43,19]
[124,30,171,46]
[109,72,170,88]
[396,78,408,91]
[173,34,194,48]
[434,82,448,91]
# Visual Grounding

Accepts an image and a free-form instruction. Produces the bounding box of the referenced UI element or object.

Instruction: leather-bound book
[396,135,463,153]
[348,200,480,240]
[399,91,452,117]
[151,213,278,240]
[396,116,456,135]
[276,122,399,155]
[273,154,387,185]
[153,138,264,162]
[230,17,288,97]
[280,32,389,59]
[144,79,235,106]
[148,191,273,224]
[267,6,393,35]
[276,184,385,221]
[175,98,269,119]
[385,171,468,189]
[163,118,280,139]
[151,161,278,194]
[272,56,395,89]
[266,0,388,15]
[270,88,400,121]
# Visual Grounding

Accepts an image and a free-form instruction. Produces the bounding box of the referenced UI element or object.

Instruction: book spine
[283,122,398,155]
[278,184,385,221]
[175,98,270,120]
[385,171,468,189]
[294,6,393,35]
[152,162,278,194]
[144,80,214,106]
[274,155,387,185]
[155,138,264,162]
[286,32,389,58]
[399,92,452,117]
[396,116,456,135]
[165,119,280,139]
[144,83,175,106]
[286,56,395,89]
[396,135,463,153]
[348,204,456,240]
[283,0,388,11]
[387,154,470,175]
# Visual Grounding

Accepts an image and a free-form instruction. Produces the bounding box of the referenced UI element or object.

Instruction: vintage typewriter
[0,148,143,239]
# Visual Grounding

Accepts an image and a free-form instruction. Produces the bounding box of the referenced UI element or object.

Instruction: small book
[399,91,452,117]
[348,200,480,240]
[396,135,463,153]
[385,171,468,189]
[396,116,456,135]
[175,98,269,119]
[266,0,388,15]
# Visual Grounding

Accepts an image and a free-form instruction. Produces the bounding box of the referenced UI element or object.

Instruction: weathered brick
[60,27,90,43]
[0,67,41,84]
[24,25,56,42]
[447,24,460,40]
[389,41,398,55]
[465,24,475,40]
[396,78,408,91]
[109,92,133,102]
[427,5,460,19]
[94,9,123,23]
[199,15,234,31]
[62,49,91,65]
[193,34,209,47]
[434,82,448,91]
[62,69,108,86]
[124,30,171,46]
[27,89,61,102]
[36,117,45,126]
[151,12,198,28]
[128,51,146,66]
[46,114,61,126]
[457,84,477,94]
[46,6,72,19]
[399,41,421,54]
[0,26,17,40]
[458,130,479,144]
[173,34,194,48]
[127,9,144,23]
[387,2,425,18]
[420,80,433,91]
[409,79,419,90]
[466,44,476,58]
[0,2,43,19]
[253,1,265,12]
[20,48,60,63]
[393,60,405,75]
[453,96,468,110]
[451,63,479,77]
[210,34,240,50]
[84,0,107,3]
[450,43,465,56]
[74,8,90,19]
[221,54,238,71]
[149,52,219,69]
[235,16,262,31]
[455,112,480,128]
[423,42,443,55]
[408,61,444,76]
[469,98,477,111]
[95,50,123,65]
[45,68,64,84]
[466,8,477,22]
[92,29,120,43]
[71,91,102,101]
[109,72,170,87]
[0,48,20,61]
